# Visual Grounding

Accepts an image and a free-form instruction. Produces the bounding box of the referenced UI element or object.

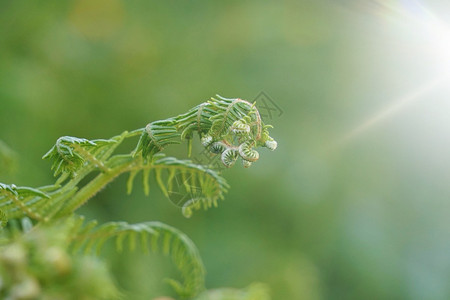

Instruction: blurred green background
[2,0,450,299]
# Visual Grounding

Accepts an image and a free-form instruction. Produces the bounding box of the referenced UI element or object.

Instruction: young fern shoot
[0,95,277,299]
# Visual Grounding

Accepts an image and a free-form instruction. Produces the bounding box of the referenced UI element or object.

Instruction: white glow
[421,18,450,69]
[339,73,450,145]
[336,2,450,146]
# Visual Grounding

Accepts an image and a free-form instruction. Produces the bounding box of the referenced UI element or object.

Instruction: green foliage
[0,97,276,299]
[67,216,205,298]
[0,209,6,229]
[0,218,120,300]
[136,95,277,169]
[42,136,117,177]
[0,183,50,222]
[126,155,229,218]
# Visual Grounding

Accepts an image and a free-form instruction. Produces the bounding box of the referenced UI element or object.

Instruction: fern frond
[68,216,205,298]
[1,96,277,299]
[0,183,50,221]
[0,183,49,199]
[3,96,276,222]
[176,103,214,138]
[154,156,229,217]
[208,95,256,139]
[135,120,181,158]
[125,155,229,218]
[0,217,121,300]
[42,136,117,177]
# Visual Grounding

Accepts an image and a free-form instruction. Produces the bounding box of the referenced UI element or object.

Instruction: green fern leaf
[151,156,229,217]
[135,120,181,158]
[0,183,50,221]
[69,216,206,298]
[42,136,116,177]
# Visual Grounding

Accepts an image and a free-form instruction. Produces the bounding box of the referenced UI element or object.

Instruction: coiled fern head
[135,95,278,168]
[42,136,116,177]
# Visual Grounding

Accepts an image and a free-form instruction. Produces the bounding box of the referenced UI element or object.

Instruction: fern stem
[10,194,46,222]
[55,164,132,217]
[72,144,110,173]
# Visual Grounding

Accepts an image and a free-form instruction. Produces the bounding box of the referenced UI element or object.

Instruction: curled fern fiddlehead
[135,95,278,168]
[221,148,239,167]
[209,142,227,154]
[42,136,116,177]
[238,141,260,162]
[201,135,213,147]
